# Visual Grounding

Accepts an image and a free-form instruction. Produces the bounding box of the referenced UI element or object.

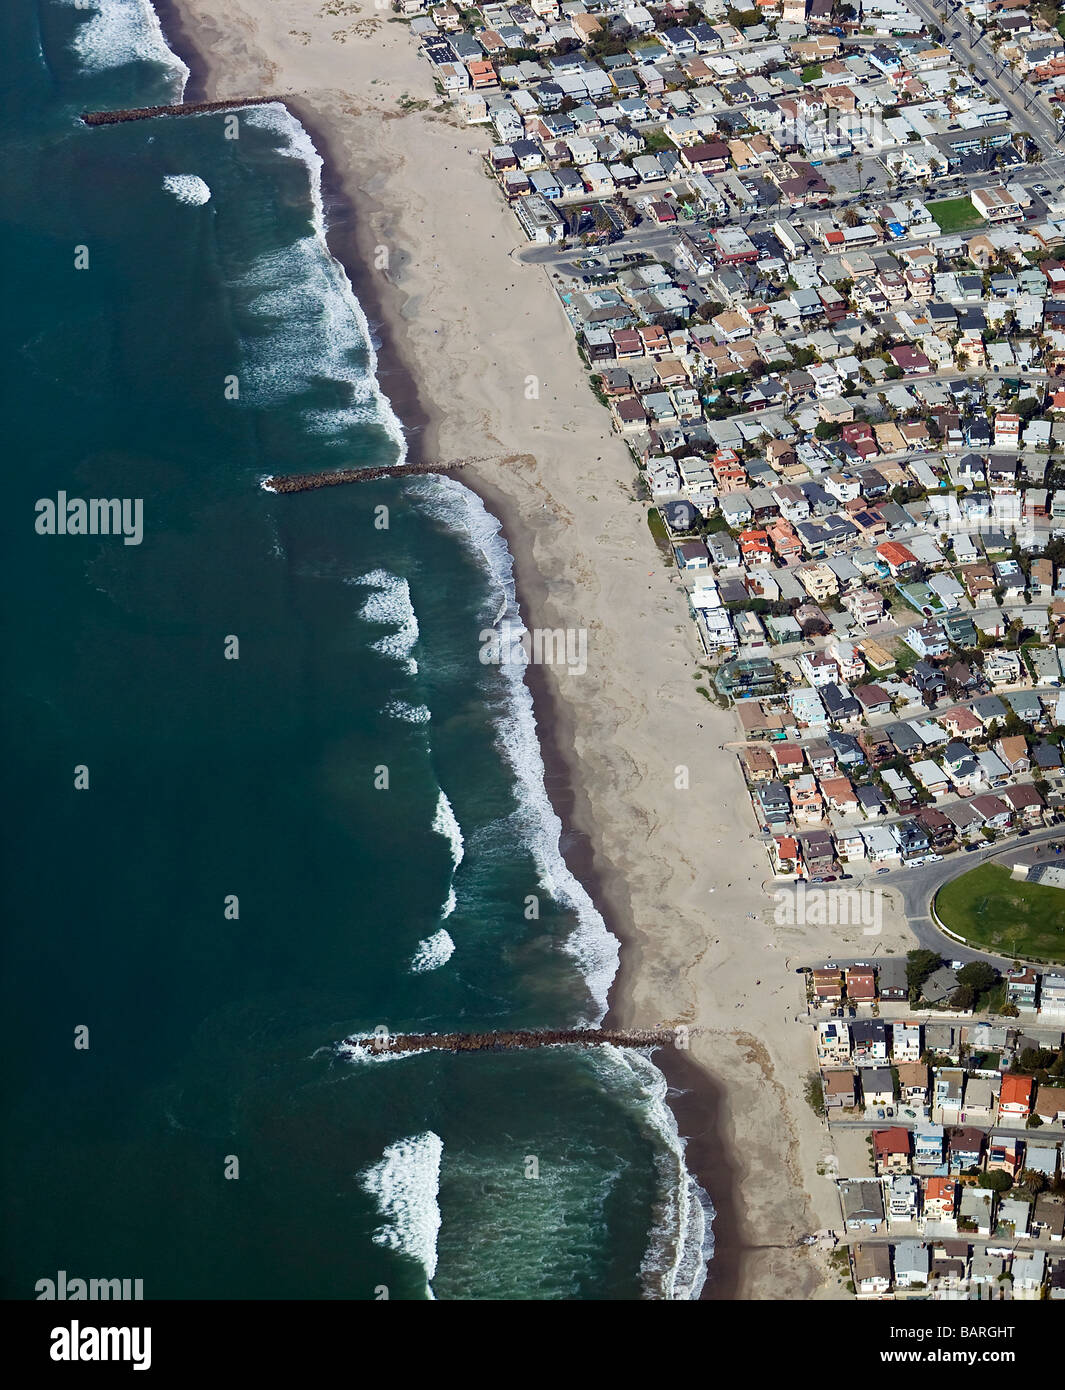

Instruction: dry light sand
[161,0,918,1298]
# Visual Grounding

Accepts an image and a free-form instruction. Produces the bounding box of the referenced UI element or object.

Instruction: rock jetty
[81,97,286,127]
[262,458,478,493]
[340,1027,681,1055]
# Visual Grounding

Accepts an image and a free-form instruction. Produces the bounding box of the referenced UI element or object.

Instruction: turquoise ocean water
[1,0,712,1299]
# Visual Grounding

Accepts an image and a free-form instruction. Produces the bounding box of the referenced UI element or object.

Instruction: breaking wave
[410,929,456,974]
[353,569,419,674]
[359,1131,443,1295]
[236,105,406,453]
[163,174,211,205]
[61,0,190,93]
[384,699,431,725]
[410,476,619,1022]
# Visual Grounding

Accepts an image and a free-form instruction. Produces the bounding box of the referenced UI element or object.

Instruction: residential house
[851,1021,888,1067]
[823,1070,858,1109]
[878,958,908,1003]
[893,1240,929,1288]
[845,966,876,1006]
[1006,967,1040,1011]
[959,1076,995,1124]
[998,1073,1033,1123]
[987,1135,1024,1183]
[969,794,1012,832]
[914,1125,946,1173]
[874,1128,913,1176]
[947,1126,984,1175]
[892,1025,922,1065]
[1040,972,1065,1018]
[811,967,844,1003]
[840,1179,886,1233]
[994,735,1030,775]
[934,1068,965,1123]
[853,1243,892,1296]
[958,1186,994,1237]
[897,1062,930,1107]
[889,1175,921,1224]
[922,1176,956,1223]
[1033,1194,1065,1243]
[816,1019,852,1066]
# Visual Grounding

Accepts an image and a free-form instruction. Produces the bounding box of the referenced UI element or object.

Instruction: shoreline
[277,96,744,1300]
[145,2,811,1301]
[465,469,741,1299]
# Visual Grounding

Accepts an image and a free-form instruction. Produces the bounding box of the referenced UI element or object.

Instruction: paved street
[909,0,1061,153]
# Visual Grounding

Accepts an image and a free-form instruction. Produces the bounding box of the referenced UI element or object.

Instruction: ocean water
[1,0,712,1299]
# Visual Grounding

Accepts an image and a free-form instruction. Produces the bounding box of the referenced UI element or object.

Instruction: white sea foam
[353,569,419,674]
[410,929,456,974]
[335,1040,415,1065]
[431,790,464,918]
[162,174,211,206]
[237,105,407,455]
[409,476,620,1022]
[384,699,431,725]
[432,791,464,871]
[594,1047,715,1301]
[359,1132,443,1292]
[61,0,189,94]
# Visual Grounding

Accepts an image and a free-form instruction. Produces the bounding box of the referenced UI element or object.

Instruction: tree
[957,961,998,995]
[907,949,941,998]
[949,984,975,1011]
[1020,1169,1047,1195]
[977,1169,1013,1193]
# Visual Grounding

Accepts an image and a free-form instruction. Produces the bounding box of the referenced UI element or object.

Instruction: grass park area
[935,862,1065,963]
[927,196,981,234]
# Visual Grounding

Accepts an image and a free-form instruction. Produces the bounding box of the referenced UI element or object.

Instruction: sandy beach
[156,0,920,1298]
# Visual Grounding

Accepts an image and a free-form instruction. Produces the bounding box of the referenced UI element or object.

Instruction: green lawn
[641,129,674,154]
[891,639,919,672]
[927,196,981,234]
[935,862,1065,963]
[647,507,673,561]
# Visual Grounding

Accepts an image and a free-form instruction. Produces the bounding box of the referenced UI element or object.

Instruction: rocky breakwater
[81,97,287,126]
[262,458,479,493]
[340,1027,685,1055]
